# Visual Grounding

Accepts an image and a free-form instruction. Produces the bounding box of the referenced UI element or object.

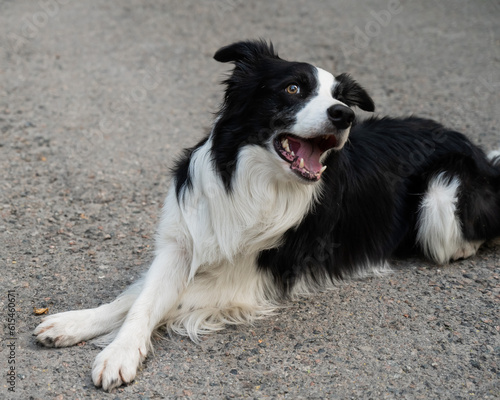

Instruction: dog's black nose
[327,104,355,130]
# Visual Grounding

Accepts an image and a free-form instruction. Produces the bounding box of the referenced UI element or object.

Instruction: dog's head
[212,40,374,185]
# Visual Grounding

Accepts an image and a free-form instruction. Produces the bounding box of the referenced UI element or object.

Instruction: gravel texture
[1,1,499,399]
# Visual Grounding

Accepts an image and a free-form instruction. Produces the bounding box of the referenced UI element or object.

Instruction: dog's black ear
[334,73,375,112]
[214,40,279,64]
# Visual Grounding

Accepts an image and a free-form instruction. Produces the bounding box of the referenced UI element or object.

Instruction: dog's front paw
[92,342,147,391]
[34,310,92,347]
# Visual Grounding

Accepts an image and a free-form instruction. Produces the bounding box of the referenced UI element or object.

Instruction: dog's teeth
[299,158,305,169]
[291,151,295,157]
[281,138,291,153]
[320,165,327,173]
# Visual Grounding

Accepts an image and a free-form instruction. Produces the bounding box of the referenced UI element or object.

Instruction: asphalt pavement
[1,1,499,399]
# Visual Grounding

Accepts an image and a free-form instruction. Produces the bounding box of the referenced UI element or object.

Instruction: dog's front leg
[91,243,189,391]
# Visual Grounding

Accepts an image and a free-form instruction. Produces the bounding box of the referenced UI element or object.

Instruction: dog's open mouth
[274,134,337,181]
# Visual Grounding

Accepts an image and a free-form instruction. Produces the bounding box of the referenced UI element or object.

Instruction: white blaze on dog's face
[290,68,350,145]
[272,67,361,183]
[212,41,374,186]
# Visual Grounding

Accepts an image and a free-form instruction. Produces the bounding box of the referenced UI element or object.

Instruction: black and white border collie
[35,40,500,391]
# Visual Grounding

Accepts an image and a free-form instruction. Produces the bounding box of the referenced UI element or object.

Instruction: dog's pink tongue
[288,137,323,173]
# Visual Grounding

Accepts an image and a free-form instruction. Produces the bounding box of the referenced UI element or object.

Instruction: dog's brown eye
[285,84,300,94]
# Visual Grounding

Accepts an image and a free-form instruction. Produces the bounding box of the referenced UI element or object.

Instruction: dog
[35,40,500,391]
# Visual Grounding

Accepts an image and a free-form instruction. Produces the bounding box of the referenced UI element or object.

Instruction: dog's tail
[488,149,500,168]
[487,149,500,167]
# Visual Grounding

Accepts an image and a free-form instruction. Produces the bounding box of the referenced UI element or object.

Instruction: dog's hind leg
[34,280,143,347]
[416,173,467,264]
[417,151,500,264]
[416,172,488,264]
